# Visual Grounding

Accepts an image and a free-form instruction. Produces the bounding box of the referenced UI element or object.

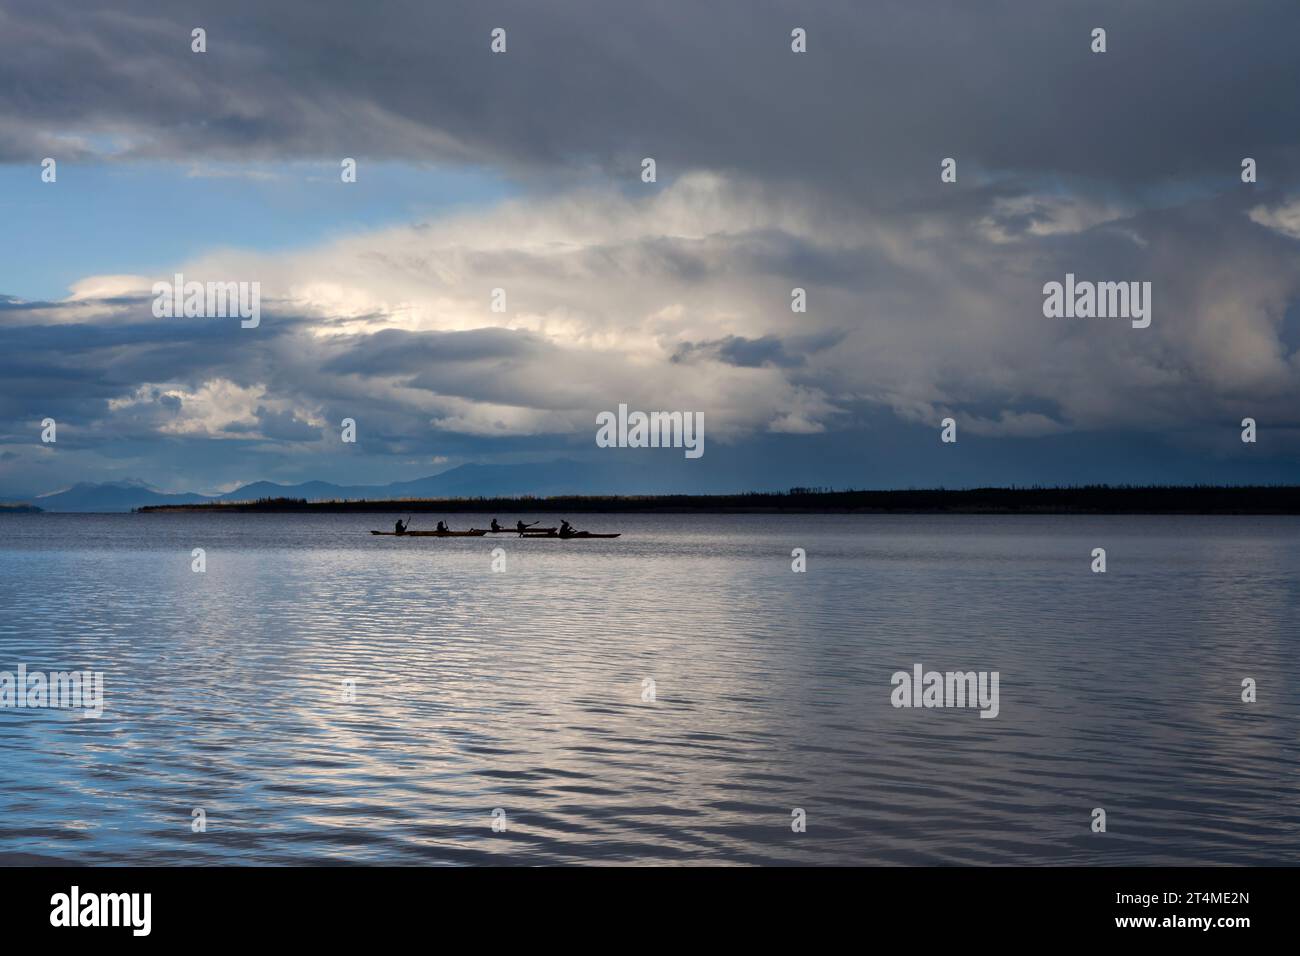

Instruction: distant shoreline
[135,486,1300,515]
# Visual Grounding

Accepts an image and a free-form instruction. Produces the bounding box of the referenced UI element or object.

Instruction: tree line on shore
[133,485,1300,515]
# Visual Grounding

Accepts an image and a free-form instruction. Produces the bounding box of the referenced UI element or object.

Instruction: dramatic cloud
[1,1,1298,493]
[4,1,1300,191]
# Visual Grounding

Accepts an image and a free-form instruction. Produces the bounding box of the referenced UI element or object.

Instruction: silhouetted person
[437,520,449,532]
[394,519,408,535]
[491,518,503,531]
[515,520,539,533]
[559,520,575,538]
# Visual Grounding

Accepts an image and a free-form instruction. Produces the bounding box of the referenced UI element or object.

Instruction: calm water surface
[0,512,1296,865]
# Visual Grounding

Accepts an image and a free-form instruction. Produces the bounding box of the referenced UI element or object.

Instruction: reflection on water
[0,512,1296,864]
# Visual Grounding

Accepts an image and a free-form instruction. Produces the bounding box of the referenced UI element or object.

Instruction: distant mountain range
[15,461,644,512]
[30,480,213,512]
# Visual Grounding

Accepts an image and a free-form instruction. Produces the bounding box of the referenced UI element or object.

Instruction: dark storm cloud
[248,406,321,442]
[672,330,845,369]
[680,334,804,368]
[3,0,1299,197]
[0,298,308,422]
[322,327,541,376]
[0,294,591,450]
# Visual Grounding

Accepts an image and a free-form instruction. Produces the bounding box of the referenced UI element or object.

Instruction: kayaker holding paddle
[394,518,409,535]
[515,519,539,533]
[437,520,449,532]
[559,520,575,538]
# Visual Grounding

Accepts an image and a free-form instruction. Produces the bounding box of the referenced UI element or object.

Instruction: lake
[0,512,1296,865]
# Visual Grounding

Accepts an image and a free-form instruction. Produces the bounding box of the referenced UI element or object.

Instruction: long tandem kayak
[370,529,487,537]
[520,531,621,539]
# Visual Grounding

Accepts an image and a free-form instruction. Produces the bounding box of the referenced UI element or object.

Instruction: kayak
[488,527,557,534]
[521,531,621,539]
[370,530,487,537]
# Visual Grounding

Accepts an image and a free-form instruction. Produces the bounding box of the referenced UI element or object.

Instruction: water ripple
[0,512,1296,864]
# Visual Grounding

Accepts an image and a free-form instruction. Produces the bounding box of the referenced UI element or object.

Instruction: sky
[2,0,1299,497]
